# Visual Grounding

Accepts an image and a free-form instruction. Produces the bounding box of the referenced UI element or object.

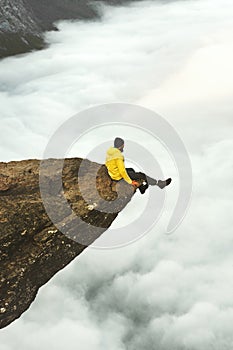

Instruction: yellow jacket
[105,147,132,184]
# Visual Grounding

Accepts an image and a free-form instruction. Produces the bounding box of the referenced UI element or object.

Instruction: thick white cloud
[1,0,233,349]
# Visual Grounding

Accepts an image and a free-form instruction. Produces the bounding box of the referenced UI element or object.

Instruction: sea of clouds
[1,0,233,349]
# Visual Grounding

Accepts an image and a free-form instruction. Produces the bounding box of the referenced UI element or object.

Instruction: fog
[1,0,233,349]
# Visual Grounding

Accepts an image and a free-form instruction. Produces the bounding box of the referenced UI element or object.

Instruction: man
[105,137,172,194]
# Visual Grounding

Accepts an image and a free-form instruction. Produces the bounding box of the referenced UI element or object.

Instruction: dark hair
[114,137,124,148]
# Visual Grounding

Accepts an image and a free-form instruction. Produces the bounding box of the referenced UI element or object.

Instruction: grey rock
[0,0,136,58]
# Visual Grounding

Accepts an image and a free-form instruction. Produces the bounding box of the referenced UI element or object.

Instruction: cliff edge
[0,157,136,328]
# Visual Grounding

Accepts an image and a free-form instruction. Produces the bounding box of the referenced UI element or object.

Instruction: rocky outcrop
[0,157,136,329]
[0,0,137,58]
[0,0,96,58]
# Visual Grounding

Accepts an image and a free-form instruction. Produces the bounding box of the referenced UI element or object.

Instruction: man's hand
[132,180,140,188]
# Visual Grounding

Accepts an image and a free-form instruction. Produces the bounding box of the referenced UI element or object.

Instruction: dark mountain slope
[0,0,136,58]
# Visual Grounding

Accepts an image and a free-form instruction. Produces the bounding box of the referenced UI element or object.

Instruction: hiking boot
[157,178,172,189]
[139,182,149,194]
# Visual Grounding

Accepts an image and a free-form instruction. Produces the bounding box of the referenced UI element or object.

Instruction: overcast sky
[1,0,233,349]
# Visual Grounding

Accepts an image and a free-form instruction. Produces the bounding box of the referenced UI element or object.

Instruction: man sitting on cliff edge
[105,137,172,194]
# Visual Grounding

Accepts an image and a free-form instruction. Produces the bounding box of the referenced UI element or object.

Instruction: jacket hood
[106,147,123,161]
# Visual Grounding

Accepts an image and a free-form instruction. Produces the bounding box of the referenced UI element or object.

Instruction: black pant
[126,168,149,194]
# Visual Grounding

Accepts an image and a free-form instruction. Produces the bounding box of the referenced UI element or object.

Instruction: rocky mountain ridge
[0,0,135,58]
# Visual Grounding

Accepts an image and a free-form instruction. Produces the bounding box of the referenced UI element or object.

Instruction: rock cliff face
[0,157,136,329]
[0,0,135,58]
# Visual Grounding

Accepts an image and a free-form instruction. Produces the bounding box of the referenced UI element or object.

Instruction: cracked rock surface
[0,157,135,328]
